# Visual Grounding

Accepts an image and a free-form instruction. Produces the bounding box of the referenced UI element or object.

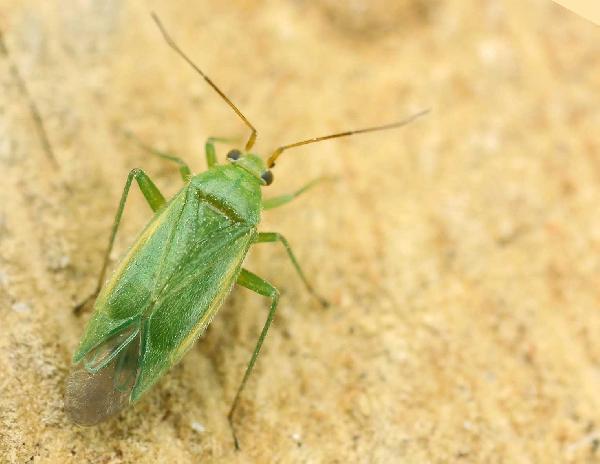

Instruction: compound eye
[261,170,274,186]
[227,149,241,161]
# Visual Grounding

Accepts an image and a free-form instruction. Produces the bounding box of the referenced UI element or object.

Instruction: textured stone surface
[1,0,599,462]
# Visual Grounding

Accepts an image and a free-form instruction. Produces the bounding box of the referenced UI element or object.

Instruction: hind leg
[74,168,165,314]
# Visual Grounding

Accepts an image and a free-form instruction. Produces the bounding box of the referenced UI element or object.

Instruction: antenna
[151,13,257,151]
[267,108,430,168]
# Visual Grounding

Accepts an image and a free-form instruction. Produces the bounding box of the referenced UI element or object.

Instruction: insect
[65,13,429,448]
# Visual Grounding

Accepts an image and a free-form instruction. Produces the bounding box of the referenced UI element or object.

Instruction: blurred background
[1,0,599,462]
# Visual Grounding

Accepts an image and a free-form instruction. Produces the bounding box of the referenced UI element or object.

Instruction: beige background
[1,0,600,462]
[550,0,600,26]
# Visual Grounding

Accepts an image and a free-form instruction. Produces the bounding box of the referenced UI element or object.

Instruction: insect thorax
[191,164,262,226]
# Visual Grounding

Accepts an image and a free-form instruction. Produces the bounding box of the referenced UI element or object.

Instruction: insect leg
[262,176,335,210]
[74,169,165,314]
[205,137,240,167]
[228,268,280,450]
[124,130,192,181]
[254,232,328,307]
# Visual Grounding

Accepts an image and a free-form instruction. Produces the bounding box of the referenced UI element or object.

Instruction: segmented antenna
[151,13,257,151]
[267,108,430,168]
[0,30,58,167]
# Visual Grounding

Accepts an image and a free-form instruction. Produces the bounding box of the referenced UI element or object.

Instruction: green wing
[72,186,190,363]
[135,188,256,399]
[65,324,141,425]
[71,183,255,406]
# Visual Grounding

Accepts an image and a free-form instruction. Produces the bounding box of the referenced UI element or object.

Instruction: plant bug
[65,13,429,449]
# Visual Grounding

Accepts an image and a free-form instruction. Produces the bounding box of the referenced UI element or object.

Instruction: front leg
[205,137,240,167]
[262,176,333,210]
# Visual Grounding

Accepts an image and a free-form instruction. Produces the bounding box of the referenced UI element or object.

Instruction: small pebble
[191,421,205,433]
[12,302,31,313]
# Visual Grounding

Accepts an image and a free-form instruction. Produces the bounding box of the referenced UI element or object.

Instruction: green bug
[65,13,428,448]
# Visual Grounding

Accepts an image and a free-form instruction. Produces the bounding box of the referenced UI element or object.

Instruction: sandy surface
[1,0,600,462]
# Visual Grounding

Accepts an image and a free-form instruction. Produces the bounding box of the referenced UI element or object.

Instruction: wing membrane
[65,324,141,425]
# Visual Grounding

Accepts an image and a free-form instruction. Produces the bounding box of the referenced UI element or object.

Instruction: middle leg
[253,232,328,307]
[124,130,192,181]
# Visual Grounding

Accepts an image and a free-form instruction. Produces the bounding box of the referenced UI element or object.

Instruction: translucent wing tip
[65,364,130,425]
[65,325,141,426]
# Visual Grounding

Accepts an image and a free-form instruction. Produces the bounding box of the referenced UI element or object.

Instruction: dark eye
[227,149,241,161]
[261,170,274,186]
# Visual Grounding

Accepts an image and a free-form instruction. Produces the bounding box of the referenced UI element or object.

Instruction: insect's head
[226,149,273,186]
